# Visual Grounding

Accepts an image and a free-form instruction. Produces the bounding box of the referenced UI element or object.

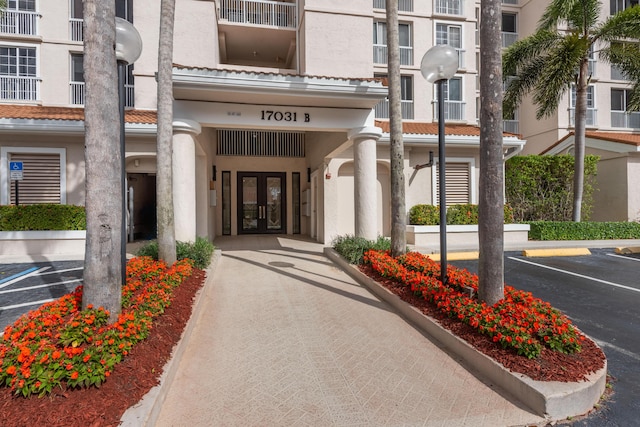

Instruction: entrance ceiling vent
[217,129,305,157]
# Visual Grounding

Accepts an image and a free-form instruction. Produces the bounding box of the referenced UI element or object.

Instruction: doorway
[237,172,286,234]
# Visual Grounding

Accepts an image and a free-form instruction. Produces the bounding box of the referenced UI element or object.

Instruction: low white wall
[0,230,86,257]
[406,224,530,246]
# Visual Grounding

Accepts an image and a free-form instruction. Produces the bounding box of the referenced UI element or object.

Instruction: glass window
[399,23,411,47]
[8,0,35,11]
[70,54,83,82]
[292,172,300,234]
[444,77,462,101]
[0,47,36,77]
[401,75,413,101]
[502,13,517,33]
[222,171,231,235]
[373,21,386,45]
[436,23,462,49]
[70,0,83,19]
[116,0,133,22]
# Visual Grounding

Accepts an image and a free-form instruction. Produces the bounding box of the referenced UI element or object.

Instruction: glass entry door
[237,172,286,234]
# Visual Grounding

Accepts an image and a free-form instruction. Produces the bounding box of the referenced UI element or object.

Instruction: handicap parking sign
[9,161,23,180]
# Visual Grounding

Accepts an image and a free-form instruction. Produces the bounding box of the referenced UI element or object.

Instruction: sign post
[9,161,23,205]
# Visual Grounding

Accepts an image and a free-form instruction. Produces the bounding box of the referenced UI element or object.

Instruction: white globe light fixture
[419,44,458,285]
[115,17,142,287]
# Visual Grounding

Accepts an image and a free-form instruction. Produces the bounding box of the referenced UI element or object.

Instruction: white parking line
[0,278,82,295]
[0,298,55,311]
[508,257,640,294]
[36,267,84,276]
[0,267,50,290]
[593,339,640,362]
[607,253,640,263]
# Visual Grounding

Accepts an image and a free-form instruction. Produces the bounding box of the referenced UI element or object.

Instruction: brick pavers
[154,236,546,427]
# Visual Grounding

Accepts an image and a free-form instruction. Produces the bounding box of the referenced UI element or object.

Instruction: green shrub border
[528,221,640,240]
[136,237,215,269]
[331,235,391,265]
[409,203,514,225]
[0,204,86,231]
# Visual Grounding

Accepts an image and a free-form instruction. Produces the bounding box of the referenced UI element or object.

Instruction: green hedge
[136,237,216,269]
[331,235,391,265]
[528,221,640,240]
[409,203,514,225]
[0,204,86,231]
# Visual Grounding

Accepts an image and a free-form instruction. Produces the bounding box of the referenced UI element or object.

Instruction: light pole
[420,45,458,285]
[115,17,142,285]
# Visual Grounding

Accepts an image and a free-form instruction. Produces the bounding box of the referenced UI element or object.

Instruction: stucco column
[172,119,202,243]
[350,126,382,240]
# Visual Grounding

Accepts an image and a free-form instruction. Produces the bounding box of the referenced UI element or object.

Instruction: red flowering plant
[0,256,194,397]
[363,250,583,359]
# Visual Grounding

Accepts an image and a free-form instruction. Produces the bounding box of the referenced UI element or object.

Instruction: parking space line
[0,267,38,285]
[607,253,640,263]
[0,267,49,290]
[36,267,84,276]
[508,256,640,294]
[0,279,82,295]
[593,339,640,362]
[0,298,55,311]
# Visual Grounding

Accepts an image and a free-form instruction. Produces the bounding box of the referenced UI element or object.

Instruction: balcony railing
[70,18,83,41]
[373,44,414,66]
[434,0,464,15]
[70,81,134,107]
[588,58,596,77]
[455,48,465,69]
[434,100,466,121]
[611,65,626,80]
[219,0,297,29]
[0,10,38,36]
[568,108,597,126]
[502,32,518,48]
[373,0,414,12]
[0,76,39,101]
[611,111,640,128]
[502,0,518,4]
[374,99,415,119]
[503,119,519,134]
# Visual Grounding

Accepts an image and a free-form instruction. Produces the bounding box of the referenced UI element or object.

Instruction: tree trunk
[478,0,505,306]
[572,60,588,222]
[386,0,406,257]
[82,0,122,322]
[157,0,177,264]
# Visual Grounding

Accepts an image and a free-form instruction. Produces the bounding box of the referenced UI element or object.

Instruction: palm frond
[596,6,640,42]
[538,0,600,32]
[503,30,560,76]
[600,41,640,83]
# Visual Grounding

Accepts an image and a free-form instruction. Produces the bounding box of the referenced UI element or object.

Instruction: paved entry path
[155,236,546,427]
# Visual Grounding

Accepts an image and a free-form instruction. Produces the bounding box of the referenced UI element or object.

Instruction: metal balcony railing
[456,48,465,69]
[434,0,464,15]
[70,81,135,107]
[70,18,83,41]
[219,0,297,29]
[374,99,415,120]
[502,32,518,48]
[0,76,39,101]
[568,108,597,126]
[0,10,38,36]
[611,111,640,128]
[503,120,519,134]
[373,44,413,66]
[434,100,466,121]
[373,0,414,12]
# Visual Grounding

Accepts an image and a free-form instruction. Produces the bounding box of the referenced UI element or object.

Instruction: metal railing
[70,81,135,107]
[456,48,465,69]
[373,0,414,11]
[374,99,415,120]
[434,0,464,15]
[373,44,413,66]
[503,120,519,134]
[502,0,518,4]
[568,108,597,126]
[0,76,39,101]
[434,100,466,121]
[219,0,297,29]
[0,10,38,35]
[611,65,626,80]
[70,18,83,41]
[502,32,518,48]
[611,111,640,128]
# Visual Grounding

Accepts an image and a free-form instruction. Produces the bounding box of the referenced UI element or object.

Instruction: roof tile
[0,104,157,124]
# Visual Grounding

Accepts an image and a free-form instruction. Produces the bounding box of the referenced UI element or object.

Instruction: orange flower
[70,371,79,380]
[52,351,61,360]
[6,365,16,376]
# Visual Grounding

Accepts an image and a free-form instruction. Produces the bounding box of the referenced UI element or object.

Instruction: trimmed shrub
[136,237,215,269]
[409,203,514,225]
[528,221,640,240]
[331,234,391,264]
[409,204,440,225]
[0,204,86,231]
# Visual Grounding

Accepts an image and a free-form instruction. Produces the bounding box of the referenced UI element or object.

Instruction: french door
[237,172,286,234]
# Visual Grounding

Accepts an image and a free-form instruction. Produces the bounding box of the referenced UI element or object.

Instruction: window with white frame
[68,53,134,107]
[70,0,83,41]
[435,77,465,121]
[436,23,464,68]
[373,21,413,66]
[0,45,38,101]
[611,0,639,14]
[1,0,37,36]
[611,88,640,128]
[374,74,414,119]
[569,85,596,126]
[502,12,517,48]
[1,147,67,205]
[433,160,475,205]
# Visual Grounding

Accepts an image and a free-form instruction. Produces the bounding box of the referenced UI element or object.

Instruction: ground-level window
[222,170,231,235]
[1,147,66,205]
[432,160,475,205]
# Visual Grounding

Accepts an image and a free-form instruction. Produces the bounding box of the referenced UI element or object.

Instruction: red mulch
[0,269,206,427]
[359,264,606,383]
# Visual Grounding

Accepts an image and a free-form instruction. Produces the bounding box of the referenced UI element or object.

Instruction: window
[502,13,517,47]
[611,88,640,128]
[373,0,414,12]
[434,0,464,16]
[0,45,38,101]
[611,0,639,14]
[222,171,231,235]
[116,0,133,22]
[374,74,414,119]
[435,77,465,121]
[569,85,596,126]
[1,147,67,205]
[70,0,83,41]
[436,23,464,68]
[67,54,134,107]
[1,0,37,35]
[373,22,413,66]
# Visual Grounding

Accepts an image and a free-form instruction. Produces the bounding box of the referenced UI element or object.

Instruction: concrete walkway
[151,235,547,427]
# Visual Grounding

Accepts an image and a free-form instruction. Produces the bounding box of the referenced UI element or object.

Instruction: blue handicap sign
[10,161,23,171]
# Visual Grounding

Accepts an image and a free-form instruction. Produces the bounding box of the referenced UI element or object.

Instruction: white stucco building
[1,0,538,244]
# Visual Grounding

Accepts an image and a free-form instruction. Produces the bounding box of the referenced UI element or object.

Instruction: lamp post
[420,45,458,285]
[115,17,143,285]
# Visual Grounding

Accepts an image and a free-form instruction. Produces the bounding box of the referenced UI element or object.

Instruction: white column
[172,119,202,243]
[350,126,382,240]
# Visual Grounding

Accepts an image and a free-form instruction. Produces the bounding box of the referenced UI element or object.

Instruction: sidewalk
[135,235,549,427]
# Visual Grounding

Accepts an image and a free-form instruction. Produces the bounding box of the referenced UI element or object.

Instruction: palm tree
[503,0,640,221]
[386,0,406,257]
[82,0,123,322]
[156,0,177,265]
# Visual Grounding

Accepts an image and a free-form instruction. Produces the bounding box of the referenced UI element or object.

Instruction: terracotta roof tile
[585,131,640,147]
[375,120,482,137]
[0,104,157,124]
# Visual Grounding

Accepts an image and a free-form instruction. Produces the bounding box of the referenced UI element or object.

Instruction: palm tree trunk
[157,0,177,264]
[82,0,122,322]
[386,0,406,257]
[478,0,505,305]
[572,60,588,222]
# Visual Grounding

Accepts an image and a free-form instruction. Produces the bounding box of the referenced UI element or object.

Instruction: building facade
[1,0,535,244]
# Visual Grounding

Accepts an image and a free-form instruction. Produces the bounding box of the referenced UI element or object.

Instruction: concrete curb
[324,248,607,421]
[119,250,223,427]
[523,248,591,257]
[615,246,640,254]
[428,251,479,261]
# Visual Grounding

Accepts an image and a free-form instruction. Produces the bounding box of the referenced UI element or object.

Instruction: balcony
[568,108,597,127]
[0,10,38,36]
[503,119,519,134]
[0,76,39,101]
[374,99,415,120]
[502,32,518,48]
[374,0,414,12]
[218,0,297,29]
[434,0,464,15]
[70,18,83,42]
[611,111,640,128]
[434,100,465,121]
[373,44,414,66]
[70,82,134,107]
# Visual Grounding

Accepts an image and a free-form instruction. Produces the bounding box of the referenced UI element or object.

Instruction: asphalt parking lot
[0,261,84,335]
[452,248,640,426]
